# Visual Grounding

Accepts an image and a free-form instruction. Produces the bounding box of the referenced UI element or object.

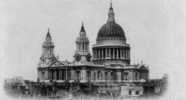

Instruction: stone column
[131,71,134,80]
[123,49,124,59]
[99,49,101,59]
[129,50,130,59]
[126,50,128,59]
[52,70,54,80]
[81,70,83,81]
[108,48,111,58]
[111,48,113,59]
[59,70,61,80]
[50,70,53,80]
[132,71,135,80]
[128,50,130,59]
[117,71,121,82]
[48,70,51,80]
[44,71,48,80]
[54,70,56,80]
[81,70,87,82]
[95,49,97,59]
[70,70,74,80]
[125,50,128,58]
[97,49,99,59]
[100,49,102,59]
[134,71,136,80]
[125,50,127,59]
[118,48,120,59]
[121,48,123,59]
[50,71,53,80]
[105,48,107,58]
[109,48,112,59]
[113,48,114,59]
[58,70,61,80]
[107,72,110,82]
[102,71,105,82]
[101,48,103,59]
[120,48,122,59]
[96,49,98,59]
[102,48,104,59]
[91,71,94,82]
[105,72,107,81]
[61,70,64,80]
[57,70,59,80]
[115,48,117,59]
[61,70,65,80]
[117,48,119,59]
[95,70,98,82]
[128,71,131,80]
[137,72,140,80]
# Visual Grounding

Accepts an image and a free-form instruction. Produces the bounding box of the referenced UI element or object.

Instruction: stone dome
[96,3,126,42]
[96,21,126,42]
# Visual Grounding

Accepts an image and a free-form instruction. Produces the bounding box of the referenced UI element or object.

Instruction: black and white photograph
[0,0,185,99]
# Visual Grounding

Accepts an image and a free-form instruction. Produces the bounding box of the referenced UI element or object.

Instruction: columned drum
[92,1,130,65]
[92,45,130,65]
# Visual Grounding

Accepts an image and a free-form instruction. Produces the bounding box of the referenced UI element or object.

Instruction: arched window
[129,90,132,95]
[111,71,114,80]
[105,72,108,80]
[123,72,128,80]
[136,91,139,95]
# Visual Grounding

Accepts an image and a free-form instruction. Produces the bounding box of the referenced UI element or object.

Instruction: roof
[96,2,126,42]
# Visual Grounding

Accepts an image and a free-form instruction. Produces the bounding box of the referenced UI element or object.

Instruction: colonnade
[43,69,142,82]
[93,47,130,60]
[48,70,67,80]
[76,42,89,52]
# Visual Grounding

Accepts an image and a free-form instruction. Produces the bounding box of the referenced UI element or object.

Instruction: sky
[0,0,186,99]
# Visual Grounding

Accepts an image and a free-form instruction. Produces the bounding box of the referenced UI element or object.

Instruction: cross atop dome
[110,0,113,9]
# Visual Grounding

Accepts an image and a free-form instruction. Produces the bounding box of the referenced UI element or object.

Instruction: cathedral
[37,2,164,97]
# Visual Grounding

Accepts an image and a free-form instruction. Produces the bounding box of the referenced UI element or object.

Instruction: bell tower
[74,22,91,62]
[39,29,56,67]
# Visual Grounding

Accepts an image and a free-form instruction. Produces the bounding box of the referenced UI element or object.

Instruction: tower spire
[46,28,52,41]
[80,21,85,32]
[107,0,115,22]
[48,28,50,33]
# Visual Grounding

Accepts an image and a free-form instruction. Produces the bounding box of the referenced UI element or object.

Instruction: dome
[96,22,126,42]
[96,3,126,42]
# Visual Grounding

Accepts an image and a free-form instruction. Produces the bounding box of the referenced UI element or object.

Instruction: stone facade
[37,2,151,96]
